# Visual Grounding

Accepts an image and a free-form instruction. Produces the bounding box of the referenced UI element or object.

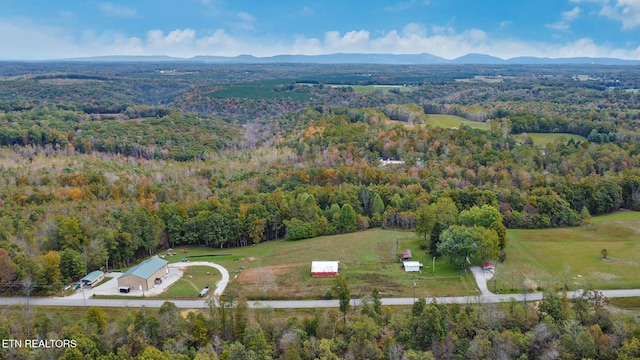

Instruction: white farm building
[311,261,340,277]
[403,261,423,272]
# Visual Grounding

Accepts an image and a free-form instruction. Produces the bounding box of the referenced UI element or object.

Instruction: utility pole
[413,279,416,303]
[82,280,87,307]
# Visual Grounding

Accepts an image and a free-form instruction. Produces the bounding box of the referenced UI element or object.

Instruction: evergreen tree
[339,204,357,233]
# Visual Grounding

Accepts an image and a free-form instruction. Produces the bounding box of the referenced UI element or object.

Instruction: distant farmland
[516,132,587,146]
[426,114,489,130]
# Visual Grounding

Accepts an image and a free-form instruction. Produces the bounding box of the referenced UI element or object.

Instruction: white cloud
[147,29,196,48]
[292,36,322,54]
[235,12,256,31]
[600,0,640,29]
[2,17,640,61]
[570,0,640,29]
[563,6,582,21]
[402,23,427,38]
[547,22,571,31]
[547,6,582,31]
[0,18,79,59]
[324,30,371,51]
[99,3,137,18]
[237,12,255,22]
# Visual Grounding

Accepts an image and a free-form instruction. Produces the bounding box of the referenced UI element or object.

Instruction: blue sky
[1,0,640,60]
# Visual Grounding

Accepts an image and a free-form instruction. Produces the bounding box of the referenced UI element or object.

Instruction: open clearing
[169,229,476,300]
[425,114,489,130]
[516,132,587,146]
[492,211,640,293]
[424,115,587,145]
[159,212,640,300]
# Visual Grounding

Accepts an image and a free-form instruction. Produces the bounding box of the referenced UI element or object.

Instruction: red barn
[311,261,340,277]
[402,249,412,260]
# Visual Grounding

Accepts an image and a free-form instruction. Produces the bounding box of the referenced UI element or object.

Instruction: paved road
[3,289,640,309]
[2,262,638,309]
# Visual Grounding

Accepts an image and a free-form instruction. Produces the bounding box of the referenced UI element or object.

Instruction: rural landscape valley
[1,60,640,359]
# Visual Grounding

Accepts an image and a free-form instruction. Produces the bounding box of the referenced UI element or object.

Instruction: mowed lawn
[158,266,222,299]
[493,211,640,293]
[168,229,477,300]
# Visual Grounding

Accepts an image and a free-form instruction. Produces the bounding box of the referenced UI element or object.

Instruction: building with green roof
[117,257,169,292]
[81,270,105,287]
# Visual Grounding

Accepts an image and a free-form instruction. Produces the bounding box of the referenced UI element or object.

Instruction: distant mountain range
[65,53,640,65]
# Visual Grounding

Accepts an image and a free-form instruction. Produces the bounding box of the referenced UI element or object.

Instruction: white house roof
[403,261,422,268]
[311,261,339,273]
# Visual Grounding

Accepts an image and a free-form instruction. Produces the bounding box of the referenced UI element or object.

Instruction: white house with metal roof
[117,257,169,292]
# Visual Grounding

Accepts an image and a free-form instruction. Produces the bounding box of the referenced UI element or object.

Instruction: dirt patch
[242,257,257,262]
[237,264,300,285]
[236,264,307,298]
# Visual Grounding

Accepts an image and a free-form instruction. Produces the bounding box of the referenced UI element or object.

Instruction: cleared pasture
[491,211,640,293]
[516,132,587,146]
[425,114,489,130]
[170,229,477,300]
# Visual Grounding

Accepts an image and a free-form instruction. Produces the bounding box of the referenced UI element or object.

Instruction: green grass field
[149,211,640,300]
[422,115,587,146]
[516,132,587,146]
[425,114,489,130]
[158,266,222,299]
[491,211,640,293]
[167,229,476,300]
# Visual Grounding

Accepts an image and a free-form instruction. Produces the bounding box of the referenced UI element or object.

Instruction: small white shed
[403,261,423,272]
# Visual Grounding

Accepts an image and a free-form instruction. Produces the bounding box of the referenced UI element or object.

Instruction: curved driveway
[170,261,230,296]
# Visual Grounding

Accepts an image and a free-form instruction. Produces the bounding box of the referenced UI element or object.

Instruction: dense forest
[2,62,640,358]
